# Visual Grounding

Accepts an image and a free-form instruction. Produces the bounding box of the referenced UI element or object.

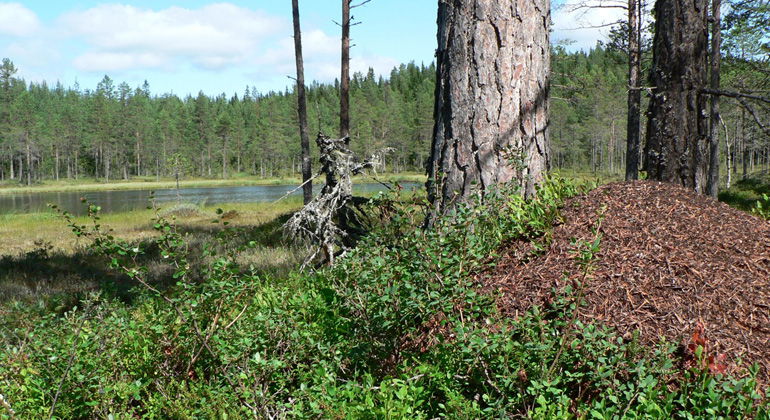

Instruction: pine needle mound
[484,181,770,379]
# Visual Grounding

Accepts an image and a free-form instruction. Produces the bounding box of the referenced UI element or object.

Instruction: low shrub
[1,175,767,418]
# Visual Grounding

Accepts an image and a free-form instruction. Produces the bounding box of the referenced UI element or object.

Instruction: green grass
[0,198,307,303]
[0,199,303,255]
[551,168,623,186]
[1,175,767,418]
[0,184,424,302]
[0,172,426,194]
[2,174,768,419]
[719,171,770,213]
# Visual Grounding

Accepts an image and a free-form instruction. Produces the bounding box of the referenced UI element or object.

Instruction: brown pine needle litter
[482,181,770,379]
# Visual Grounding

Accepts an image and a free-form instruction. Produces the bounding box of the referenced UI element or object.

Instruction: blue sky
[0,1,621,97]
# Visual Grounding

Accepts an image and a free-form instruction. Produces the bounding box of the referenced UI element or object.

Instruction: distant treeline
[0,45,766,185]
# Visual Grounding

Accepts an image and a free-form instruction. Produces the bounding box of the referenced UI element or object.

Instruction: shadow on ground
[718,172,770,211]
[0,212,302,305]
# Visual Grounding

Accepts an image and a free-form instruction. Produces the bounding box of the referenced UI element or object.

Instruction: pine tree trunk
[340,0,351,138]
[706,0,721,197]
[293,0,313,205]
[644,0,709,193]
[625,0,642,180]
[427,0,550,219]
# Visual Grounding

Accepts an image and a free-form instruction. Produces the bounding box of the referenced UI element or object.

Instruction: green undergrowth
[1,176,768,419]
[719,172,770,219]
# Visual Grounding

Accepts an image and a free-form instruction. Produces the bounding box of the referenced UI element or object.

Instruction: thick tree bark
[706,0,721,197]
[292,0,313,205]
[427,0,550,218]
[340,0,351,138]
[625,0,642,181]
[644,0,709,193]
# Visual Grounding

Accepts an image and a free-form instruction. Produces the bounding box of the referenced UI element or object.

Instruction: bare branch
[562,20,624,30]
[351,0,373,8]
[735,97,770,138]
[563,0,628,12]
[701,88,770,105]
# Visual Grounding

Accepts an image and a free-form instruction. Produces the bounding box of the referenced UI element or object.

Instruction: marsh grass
[0,172,426,195]
[550,168,622,186]
[0,198,307,303]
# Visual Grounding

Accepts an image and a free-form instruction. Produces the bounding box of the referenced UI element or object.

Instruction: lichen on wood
[283,133,390,267]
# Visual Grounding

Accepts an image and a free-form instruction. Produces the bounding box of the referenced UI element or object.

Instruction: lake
[0,182,420,215]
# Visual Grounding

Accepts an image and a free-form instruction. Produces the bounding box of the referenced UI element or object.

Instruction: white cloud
[73,52,168,72]
[0,3,41,37]
[351,56,400,77]
[60,3,286,72]
[552,0,626,51]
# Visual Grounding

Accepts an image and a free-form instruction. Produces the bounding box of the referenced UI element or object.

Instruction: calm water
[0,182,420,215]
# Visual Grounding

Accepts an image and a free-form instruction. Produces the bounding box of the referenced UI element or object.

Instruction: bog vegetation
[1,177,769,418]
[1,0,769,417]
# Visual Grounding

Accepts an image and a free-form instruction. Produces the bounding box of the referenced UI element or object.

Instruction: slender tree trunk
[644,0,709,193]
[25,135,31,186]
[135,132,141,176]
[610,119,616,173]
[55,146,60,181]
[97,144,102,179]
[340,0,351,138]
[741,109,748,179]
[723,117,731,188]
[706,0,721,197]
[427,0,550,219]
[625,0,642,180]
[222,136,228,179]
[105,147,110,182]
[292,0,313,205]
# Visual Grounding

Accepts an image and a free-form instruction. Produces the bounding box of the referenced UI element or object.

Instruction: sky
[0,1,624,98]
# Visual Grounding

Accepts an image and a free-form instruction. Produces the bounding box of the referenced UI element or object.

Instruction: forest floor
[3,176,770,416]
[482,180,770,380]
[0,172,426,194]
[719,171,770,212]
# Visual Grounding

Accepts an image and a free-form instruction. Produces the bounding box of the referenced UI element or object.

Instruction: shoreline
[0,173,426,195]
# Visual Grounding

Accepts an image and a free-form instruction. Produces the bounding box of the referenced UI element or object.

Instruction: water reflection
[0,182,419,216]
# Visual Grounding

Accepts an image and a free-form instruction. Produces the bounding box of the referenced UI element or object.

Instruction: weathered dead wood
[283,133,390,267]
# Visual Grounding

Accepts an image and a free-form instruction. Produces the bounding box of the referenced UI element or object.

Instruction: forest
[1,0,770,418]
[1,43,765,186]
